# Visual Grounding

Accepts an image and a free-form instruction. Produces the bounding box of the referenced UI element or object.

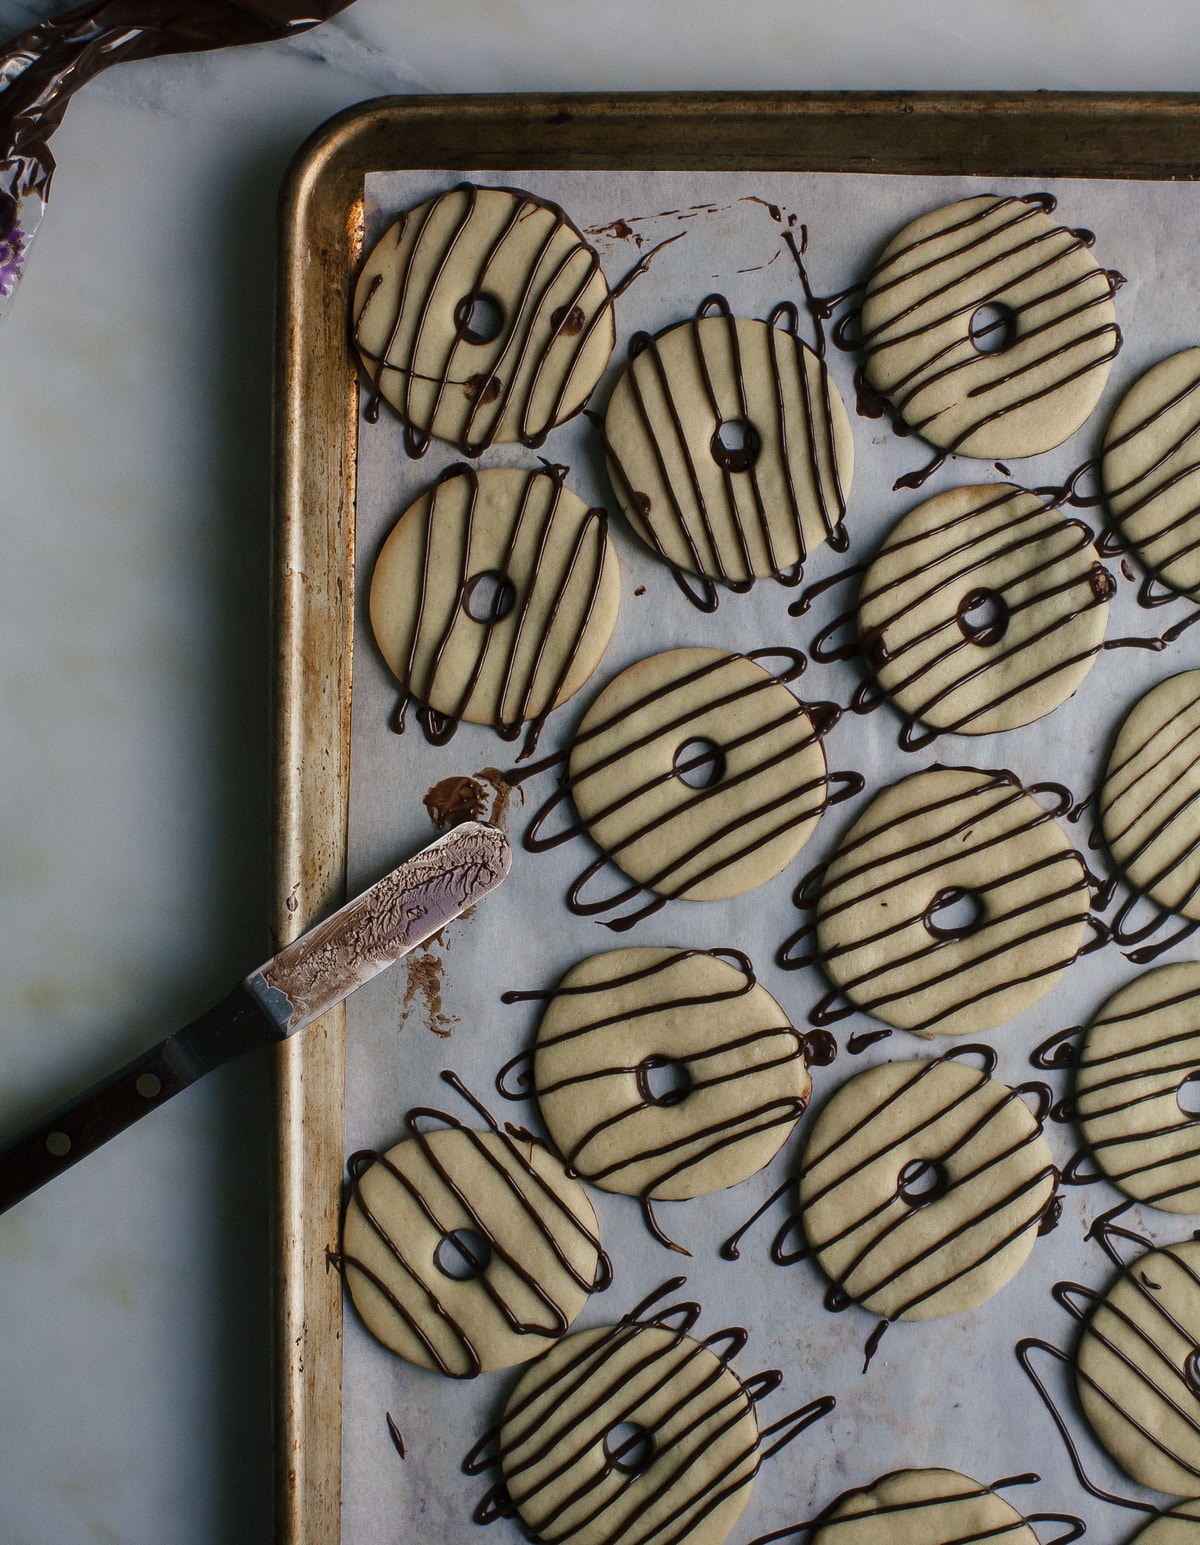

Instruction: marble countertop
[2,3,1199,1541]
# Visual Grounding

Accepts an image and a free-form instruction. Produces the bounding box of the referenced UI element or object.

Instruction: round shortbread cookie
[532,945,812,1200]
[811,1468,1040,1545]
[858,483,1112,741]
[798,1057,1055,1320]
[1076,1237,1200,1495]
[1076,963,1200,1213]
[497,1321,759,1545]
[369,463,620,741]
[1129,1502,1200,1545]
[815,765,1091,1036]
[603,304,854,586]
[1103,349,1200,601]
[860,193,1120,459]
[567,647,829,903]
[340,1126,606,1378]
[1101,670,1200,921]
[353,182,614,453]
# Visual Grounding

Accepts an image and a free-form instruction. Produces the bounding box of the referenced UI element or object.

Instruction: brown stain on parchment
[407,770,523,1036]
[400,945,455,1039]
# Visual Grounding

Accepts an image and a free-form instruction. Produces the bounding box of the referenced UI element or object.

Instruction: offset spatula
[0,821,511,1214]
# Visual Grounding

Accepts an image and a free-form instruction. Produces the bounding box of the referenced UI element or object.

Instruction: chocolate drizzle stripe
[354,183,612,454]
[1016,1338,1156,1517]
[525,650,837,920]
[1075,968,1200,1206]
[381,463,614,755]
[603,298,849,599]
[1103,354,1200,594]
[810,770,1090,1035]
[811,1479,1039,1541]
[858,485,1109,739]
[494,1321,761,1545]
[862,194,1120,455]
[800,1058,1054,1319]
[340,1110,609,1379]
[1066,1226,1200,1493]
[1101,679,1200,918]
[525,948,810,1205]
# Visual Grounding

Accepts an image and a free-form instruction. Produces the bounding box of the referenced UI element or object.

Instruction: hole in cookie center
[604,1421,655,1475]
[710,418,762,473]
[454,292,505,345]
[1178,1074,1200,1119]
[637,1055,692,1107]
[956,588,1010,647]
[1185,1349,1200,1400]
[434,1229,492,1281]
[673,737,725,790]
[969,301,1017,355]
[463,570,517,625]
[897,1158,949,1208]
[924,887,985,941]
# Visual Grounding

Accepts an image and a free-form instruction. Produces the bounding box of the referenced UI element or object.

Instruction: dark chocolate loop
[1111,889,1175,947]
[898,715,941,753]
[758,1393,837,1463]
[770,1210,809,1266]
[809,990,854,1028]
[850,676,887,716]
[941,1042,1000,1077]
[827,770,865,807]
[1127,916,1200,966]
[741,1369,784,1405]
[747,645,807,683]
[671,566,722,613]
[1052,1279,1099,1319]
[1031,1024,1083,1071]
[1079,912,1112,955]
[831,306,863,354]
[495,1050,535,1101]
[1025,1513,1086,1545]
[1016,1336,1157,1516]
[1028,781,1074,819]
[524,782,586,852]
[1013,1080,1054,1126]
[793,862,826,912]
[810,607,859,663]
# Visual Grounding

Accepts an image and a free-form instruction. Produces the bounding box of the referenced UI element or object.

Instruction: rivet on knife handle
[0,822,511,1214]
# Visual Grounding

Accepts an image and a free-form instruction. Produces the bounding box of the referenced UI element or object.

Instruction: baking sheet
[339,167,1200,1545]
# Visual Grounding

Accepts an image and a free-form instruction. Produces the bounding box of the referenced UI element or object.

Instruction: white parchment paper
[340,167,1200,1545]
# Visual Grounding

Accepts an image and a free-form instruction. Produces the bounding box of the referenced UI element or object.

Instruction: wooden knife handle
[0,984,279,1215]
